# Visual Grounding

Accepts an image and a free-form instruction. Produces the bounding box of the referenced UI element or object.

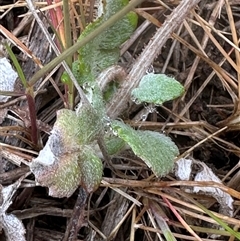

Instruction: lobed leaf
[30,105,104,198]
[111,120,179,176]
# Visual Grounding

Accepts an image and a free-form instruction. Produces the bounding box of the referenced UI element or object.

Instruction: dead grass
[0,0,240,240]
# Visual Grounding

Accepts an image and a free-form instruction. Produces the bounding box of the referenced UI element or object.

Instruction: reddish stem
[55,0,65,48]
[46,0,58,29]
[46,0,62,50]
[26,93,39,146]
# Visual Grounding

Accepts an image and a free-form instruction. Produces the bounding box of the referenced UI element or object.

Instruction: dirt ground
[0,0,240,240]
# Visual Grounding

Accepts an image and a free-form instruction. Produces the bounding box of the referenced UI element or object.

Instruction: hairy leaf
[53,109,82,151]
[31,145,103,197]
[111,120,179,176]
[131,73,184,105]
[77,0,138,84]
[79,146,103,193]
[31,150,82,198]
[30,105,103,198]
[80,84,106,119]
[104,135,126,155]
[75,103,103,143]
[55,106,102,146]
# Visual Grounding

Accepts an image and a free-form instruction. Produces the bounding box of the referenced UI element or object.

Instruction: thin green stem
[63,0,74,109]
[179,191,240,239]
[63,0,72,64]
[28,0,143,86]
[5,44,39,146]
[5,44,28,88]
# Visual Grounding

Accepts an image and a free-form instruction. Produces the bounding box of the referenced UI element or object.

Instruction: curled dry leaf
[175,158,234,217]
[0,57,18,103]
[1,213,26,241]
[0,179,26,241]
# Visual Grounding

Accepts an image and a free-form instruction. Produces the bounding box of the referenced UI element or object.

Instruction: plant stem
[63,0,74,109]
[63,188,88,241]
[106,0,201,119]
[5,43,39,146]
[26,92,39,146]
[5,43,28,88]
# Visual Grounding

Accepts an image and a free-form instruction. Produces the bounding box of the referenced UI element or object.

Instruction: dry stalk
[106,0,201,119]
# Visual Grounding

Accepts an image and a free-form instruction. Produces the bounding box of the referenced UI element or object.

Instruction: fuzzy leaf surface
[30,150,82,198]
[31,106,103,198]
[111,120,179,176]
[31,144,103,198]
[75,103,103,144]
[79,146,103,193]
[131,73,184,105]
[77,0,138,84]
[104,135,126,155]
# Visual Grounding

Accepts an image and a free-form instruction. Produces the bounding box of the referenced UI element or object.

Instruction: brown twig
[106,0,201,119]
[63,187,88,241]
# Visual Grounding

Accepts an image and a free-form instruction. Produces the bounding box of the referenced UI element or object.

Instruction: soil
[0,0,240,240]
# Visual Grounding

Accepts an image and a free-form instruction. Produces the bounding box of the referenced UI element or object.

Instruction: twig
[106,0,201,119]
[28,0,145,92]
[25,0,90,105]
[63,187,88,241]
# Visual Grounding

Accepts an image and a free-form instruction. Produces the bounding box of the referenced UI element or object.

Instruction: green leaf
[5,43,28,89]
[75,103,103,144]
[54,106,103,146]
[72,60,81,82]
[82,84,106,119]
[111,120,179,176]
[61,71,71,85]
[79,146,103,193]
[104,135,126,155]
[30,106,104,198]
[131,73,184,105]
[76,0,138,85]
[54,109,82,148]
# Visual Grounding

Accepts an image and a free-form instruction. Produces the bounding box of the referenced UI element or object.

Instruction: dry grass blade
[1,0,240,240]
[106,0,201,119]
